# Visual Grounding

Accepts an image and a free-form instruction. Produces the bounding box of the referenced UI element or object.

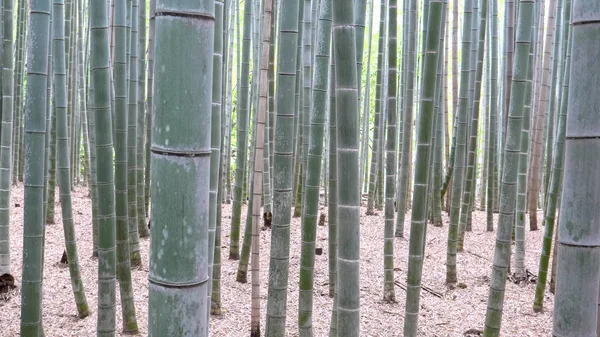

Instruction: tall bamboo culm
[147,0,215,334]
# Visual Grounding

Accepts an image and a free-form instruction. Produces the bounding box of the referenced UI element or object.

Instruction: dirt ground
[0,184,553,336]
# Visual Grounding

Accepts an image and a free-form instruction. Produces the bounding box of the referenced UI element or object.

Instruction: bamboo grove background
[0,0,598,335]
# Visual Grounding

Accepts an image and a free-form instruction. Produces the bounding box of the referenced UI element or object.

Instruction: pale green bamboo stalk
[298,0,331,333]
[359,0,374,193]
[458,0,487,251]
[486,0,499,231]
[533,9,570,312]
[267,0,277,194]
[265,0,301,334]
[249,2,275,334]
[432,40,445,228]
[332,0,360,334]
[552,2,600,334]
[87,56,100,257]
[445,0,472,284]
[113,0,139,330]
[208,0,224,325]
[292,0,304,219]
[299,0,312,220]
[365,0,386,215]
[513,30,534,279]
[482,0,535,335]
[527,0,556,231]
[136,0,148,238]
[144,0,155,215]
[543,0,563,209]
[404,1,444,335]
[11,0,26,186]
[20,0,51,332]
[52,0,90,318]
[382,0,396,303]
[127,0,142,266]
[327,47,338,335]
[236,111,257,282]
[0,0,15,276]
[89,0,119,332]
[147,0,215,334]
[230,0,253,260]
[395,0,419,237]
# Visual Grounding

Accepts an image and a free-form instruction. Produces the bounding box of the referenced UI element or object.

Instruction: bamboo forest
[0,0,598,335]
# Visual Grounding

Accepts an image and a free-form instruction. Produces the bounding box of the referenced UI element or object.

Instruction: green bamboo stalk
[486,0,498,232]
[236,0,260,280]
[0,0,14,277]
[552,3,600,334]
[268,0,277,196]
[212,0,229,311]
[445,0,472,284]
[249,2,274,334]
[230,0,252,260]
[395,0,419,237]
[207,0,224,325]
[127,0,142,266]
[457,0,487,251]
[0,0,13,276]
[77,0,88,187]
[451,0,458,135]
[480,71,488,212]
[375,107,384,210]
[229,0,242,206]
[265,0,300,333]
[482,0,535,335]
[236,107,257,282]
[432,41,445,228]
[354,0,366,184]
[145,0,155,215]
[359,0,374,194]
[147,0,214,334]
[382,0,396,303]
[21,0,51,336]
[52,0,90,318]
[397,0,408,210]
[365,0,386,215]
[527,0,556,231]
[19,0,50,333]
[42,2,52,226]
[113,0,139,330]
[533,9,570,312]
[499,0,515,177]
[298,0,331,333]
[89,0,118,333]
[543,0,563,209]
[263,0,274,219]
[87,60,100,258]
[11,0,26,186]
[222,0,234,206]
[66,0,76,189]
[404,1,444,335]
[332,0,360,334]
[513,28,535,279]
[327,47,338,334]
[46,113,57,224]
[292,0,304,219]
[136,0,148,238]
[299,0,313,221]
[72,5,82,187]
[211,121,225,316]
[463,0,478,228]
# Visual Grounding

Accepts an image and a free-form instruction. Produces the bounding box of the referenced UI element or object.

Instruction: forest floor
[0,184,554,336]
